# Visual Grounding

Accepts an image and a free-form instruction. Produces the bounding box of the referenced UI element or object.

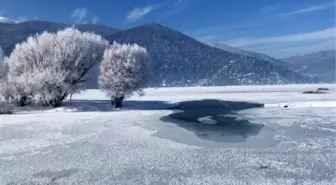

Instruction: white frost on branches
[0,47,6,79]
[0,100,13,114]
[99,42,150,100]
[0,47,10,100]
[5,28,108,106]
[1,29,151,109]
[0,47,13,114]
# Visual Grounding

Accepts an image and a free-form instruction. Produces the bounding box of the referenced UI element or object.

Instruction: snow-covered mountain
[106,24,309,87]
[0,21,310,88]
[204,41,289,68]
[283,50,336,82]
[0,17,16,24]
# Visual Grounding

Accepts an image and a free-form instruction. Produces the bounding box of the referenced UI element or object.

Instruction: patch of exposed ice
[197,116,218,125]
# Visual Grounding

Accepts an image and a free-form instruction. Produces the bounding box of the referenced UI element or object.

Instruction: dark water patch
[158,100,276,147]
[60,100,174,112]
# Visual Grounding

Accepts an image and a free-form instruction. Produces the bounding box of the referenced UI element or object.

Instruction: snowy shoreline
[0,84,335,185]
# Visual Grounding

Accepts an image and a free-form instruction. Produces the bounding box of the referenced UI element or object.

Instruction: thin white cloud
[280,4,333,16]
[260,4,281,14]
[71,8,87,23]
[225,27,336,47]
[189,23,252,37]
[172,0,191,13]
[174,0,190,8]
[277,39,335,55]
[160,0,191,18]
[249,39,335,58]
[184,23,252,44]
[92,16,98,24]
[127,6,155,21]
[165,6,188,16]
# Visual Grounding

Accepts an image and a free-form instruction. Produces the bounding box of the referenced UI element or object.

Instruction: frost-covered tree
[0,47,10,101]
[99,42,150,108]
[0,47,6,79]
[5,28,109,107]
[0,47,6,100]
[0,47,13,113]
[0,101,12,114]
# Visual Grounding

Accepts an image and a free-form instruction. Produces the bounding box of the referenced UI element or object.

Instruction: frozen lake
[0,84,335,185]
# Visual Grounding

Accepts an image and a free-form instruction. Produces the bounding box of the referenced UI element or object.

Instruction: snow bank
[264,101,336,108]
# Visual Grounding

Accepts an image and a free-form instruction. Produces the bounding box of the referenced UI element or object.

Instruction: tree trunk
[114,95,124,108]
[49,99,62,107]
[16,96,27,107]
[69,93,73,102]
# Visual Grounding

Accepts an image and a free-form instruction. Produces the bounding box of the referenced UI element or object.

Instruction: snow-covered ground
[0,84,335,185]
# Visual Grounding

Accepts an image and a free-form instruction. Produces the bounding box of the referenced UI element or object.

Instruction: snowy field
[0,84,335,185]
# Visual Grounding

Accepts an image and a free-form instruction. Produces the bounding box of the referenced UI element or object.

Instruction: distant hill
[107,23,309,87]
[204,41,290,68]
[283,50,335,82]
[0,21,310,88]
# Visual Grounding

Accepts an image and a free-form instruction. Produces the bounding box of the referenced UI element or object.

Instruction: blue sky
[0,0,335,58]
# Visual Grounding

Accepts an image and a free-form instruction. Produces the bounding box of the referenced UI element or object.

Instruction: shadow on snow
[61,100,176,112]
[9,100,175,114]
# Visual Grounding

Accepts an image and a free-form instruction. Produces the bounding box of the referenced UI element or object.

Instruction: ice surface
[0,84,335,185]
[197,116,218,124]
